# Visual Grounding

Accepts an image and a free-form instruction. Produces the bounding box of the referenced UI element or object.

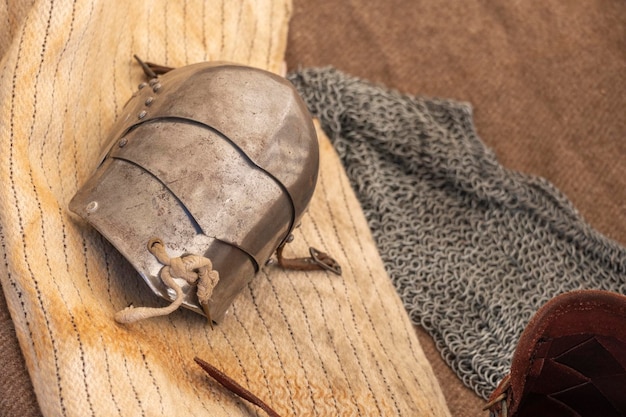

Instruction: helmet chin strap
[275,243,342,276]
[134,54,174,77]
[114,238,218,326]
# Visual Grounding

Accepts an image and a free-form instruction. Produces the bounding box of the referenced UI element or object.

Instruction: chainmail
[287,68,626,399]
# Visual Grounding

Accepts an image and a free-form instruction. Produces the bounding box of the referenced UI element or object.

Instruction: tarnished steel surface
[70,62,319,321]
[110,121,293,268]
[104,62,318,221]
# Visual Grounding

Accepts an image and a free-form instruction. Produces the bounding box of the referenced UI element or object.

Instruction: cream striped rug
[0,1,450,415]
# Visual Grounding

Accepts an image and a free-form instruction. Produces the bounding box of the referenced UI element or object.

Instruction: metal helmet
[70,62,323,323]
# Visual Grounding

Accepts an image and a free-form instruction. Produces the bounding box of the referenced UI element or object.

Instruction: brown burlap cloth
[286,1,625,416]
[0,1,450,416]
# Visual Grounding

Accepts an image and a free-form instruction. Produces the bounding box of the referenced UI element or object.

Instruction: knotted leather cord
[114,238,218,324]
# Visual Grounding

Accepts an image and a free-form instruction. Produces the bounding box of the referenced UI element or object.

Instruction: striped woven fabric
[0,1,450,416]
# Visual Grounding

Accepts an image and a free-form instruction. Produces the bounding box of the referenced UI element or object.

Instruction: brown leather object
[486,290,626,417]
